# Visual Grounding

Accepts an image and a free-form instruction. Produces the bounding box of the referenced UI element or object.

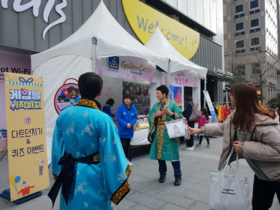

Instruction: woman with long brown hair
[188,83,280,210]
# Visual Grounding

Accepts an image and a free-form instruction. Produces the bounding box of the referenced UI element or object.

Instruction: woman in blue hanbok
[48,73,131,210]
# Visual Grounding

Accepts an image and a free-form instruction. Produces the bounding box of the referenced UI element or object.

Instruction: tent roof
[31,1,168,71]
[145,28,208,79]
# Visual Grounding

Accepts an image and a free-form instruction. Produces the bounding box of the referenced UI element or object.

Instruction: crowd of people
[48,73,280,210]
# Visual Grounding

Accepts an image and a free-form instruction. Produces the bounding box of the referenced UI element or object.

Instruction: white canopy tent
[31,1,169,163]
[145,28,208,82]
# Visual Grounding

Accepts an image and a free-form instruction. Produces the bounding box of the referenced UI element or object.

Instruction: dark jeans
[158,160,182,179]
[252,175,280,210]
[120,138,131,160]
[199,135,210,145]
[186,121,195,147]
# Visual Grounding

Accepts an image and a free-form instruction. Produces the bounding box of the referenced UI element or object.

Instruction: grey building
[224,0,280,103]
[0,0,227,105]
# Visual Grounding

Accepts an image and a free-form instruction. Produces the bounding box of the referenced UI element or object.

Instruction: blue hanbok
[49,99,131,210]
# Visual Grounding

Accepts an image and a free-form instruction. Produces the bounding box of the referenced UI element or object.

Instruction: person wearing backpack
[188,84,280,210]
[195,108,210,148]
[183,95,196,150]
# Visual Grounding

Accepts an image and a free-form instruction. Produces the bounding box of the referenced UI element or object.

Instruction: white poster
[98,77,122,118]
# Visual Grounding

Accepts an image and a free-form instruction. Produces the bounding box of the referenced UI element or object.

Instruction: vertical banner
[0,52,31,151]
[203,90,218,123]
[4,73,49,201]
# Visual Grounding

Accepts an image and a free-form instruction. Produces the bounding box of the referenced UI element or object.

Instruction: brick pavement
[0,137,279,210]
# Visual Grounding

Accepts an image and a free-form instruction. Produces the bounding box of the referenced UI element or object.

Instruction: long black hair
[200,107,209,120]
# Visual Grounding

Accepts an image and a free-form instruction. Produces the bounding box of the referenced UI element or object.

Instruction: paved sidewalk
[0,137,279,210]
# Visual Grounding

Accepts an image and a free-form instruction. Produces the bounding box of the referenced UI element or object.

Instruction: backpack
[186,102,201,122]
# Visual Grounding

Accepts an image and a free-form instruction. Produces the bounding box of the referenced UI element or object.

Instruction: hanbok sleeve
[172,102,183,119]
[51,117,65,180]
[148,103,157,127]
[98,116,131,205]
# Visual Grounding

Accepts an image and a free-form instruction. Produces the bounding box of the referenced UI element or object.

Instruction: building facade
[0,0,226,104]
[224,0,280,103]
[160,0,227,103]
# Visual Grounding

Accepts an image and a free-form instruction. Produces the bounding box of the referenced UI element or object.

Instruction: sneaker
[127,159,133,167]
[206,145,210,148]
[185,146,194,151]
[174,178,181,186]
[159,176,166,183]
[195,143,201,147]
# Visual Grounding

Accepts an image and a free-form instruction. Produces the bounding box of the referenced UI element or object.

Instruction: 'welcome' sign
[122,0,200,60]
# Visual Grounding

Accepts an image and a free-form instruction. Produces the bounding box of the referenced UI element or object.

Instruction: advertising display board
[4,73,49,201]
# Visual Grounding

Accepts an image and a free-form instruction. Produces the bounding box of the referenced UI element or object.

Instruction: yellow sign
[122,0,200,60]
[4,73,49,201]
[121,61,149,73]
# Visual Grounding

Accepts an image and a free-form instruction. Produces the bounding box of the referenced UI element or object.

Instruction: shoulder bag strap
[250,123,279,142]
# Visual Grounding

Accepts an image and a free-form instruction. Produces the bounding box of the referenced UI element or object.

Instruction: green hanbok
[148,99,183,161]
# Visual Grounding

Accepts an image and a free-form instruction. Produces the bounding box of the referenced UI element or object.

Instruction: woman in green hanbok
[148,85,183,186]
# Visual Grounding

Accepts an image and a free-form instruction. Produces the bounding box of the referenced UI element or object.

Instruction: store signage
[122,0,200,60]
[226,71,233,77]
[4,73,49,201]
[108,57,120,70]
[163,71,199,87]
[214,67,224,75]
[1,0,67,40]
[98,56,157,83]
[225,70,233,77]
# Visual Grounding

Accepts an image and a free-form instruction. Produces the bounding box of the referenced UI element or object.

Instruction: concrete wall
[0,0,137,52]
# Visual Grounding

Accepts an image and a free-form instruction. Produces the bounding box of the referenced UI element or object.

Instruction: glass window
[250,0,259,9]
[251,19,259,27]
[236,22,244,31]
[252,63,261,74]
[236,5,244,13]
[251,37,260,45]
[236,40,244,48]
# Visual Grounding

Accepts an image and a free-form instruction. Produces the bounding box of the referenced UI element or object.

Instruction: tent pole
[166,59,171,87]
[92,38,97,73]
[204,78,207,108]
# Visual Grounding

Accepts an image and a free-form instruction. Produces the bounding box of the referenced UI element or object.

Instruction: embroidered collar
[76,99,101,110]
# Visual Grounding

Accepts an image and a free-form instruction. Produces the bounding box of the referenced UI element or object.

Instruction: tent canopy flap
[145,28,208,79]
[31,1,168,72]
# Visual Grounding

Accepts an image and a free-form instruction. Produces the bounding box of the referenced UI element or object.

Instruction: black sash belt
[48,152,100,208]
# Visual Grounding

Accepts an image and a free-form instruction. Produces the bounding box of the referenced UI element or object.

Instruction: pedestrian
[102,98,115,119]
[117,94,138,167]
[48,73,131,210]
[183,95,195,150]
[195,108,210,148]
[188,83,280,210]
[148,85,183,186]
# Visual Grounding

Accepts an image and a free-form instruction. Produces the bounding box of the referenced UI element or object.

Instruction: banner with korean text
[4,73,49,201]
[203,90,218,123]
